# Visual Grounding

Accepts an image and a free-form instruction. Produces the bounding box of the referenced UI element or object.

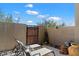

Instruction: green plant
[5,14,13,23]
[39,19,66,45]
[0,10,13,23]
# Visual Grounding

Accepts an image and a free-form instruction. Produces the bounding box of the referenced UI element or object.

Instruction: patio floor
[42,45,68,56]
[0,44,69,56]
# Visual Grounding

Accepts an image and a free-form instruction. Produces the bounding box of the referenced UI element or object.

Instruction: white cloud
[26,10,39,15]
[26,20,32,25]
[25,4,33,8]
[27,20,32,23]
[26,20,37,25]
[14,11,20,14]
[37,15,46,19]
[14,18,18,20]
[47,16,62,21]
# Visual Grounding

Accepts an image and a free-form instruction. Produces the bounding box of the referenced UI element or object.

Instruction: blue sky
[0,3,75,26]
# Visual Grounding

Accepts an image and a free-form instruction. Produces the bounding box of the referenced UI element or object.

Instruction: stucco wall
[75,3,79,27]
[74,4,79,43]
[47,27,75,46]
[13,23,26,44]
[0,23,16,51]
[0,23,26,51]
[74,27,79,43]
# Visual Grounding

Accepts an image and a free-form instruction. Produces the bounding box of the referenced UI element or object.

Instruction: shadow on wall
[0,23,26,51]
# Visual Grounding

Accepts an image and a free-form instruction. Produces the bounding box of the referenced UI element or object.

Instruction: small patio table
[29,44,41,51]
[30,48,55,56]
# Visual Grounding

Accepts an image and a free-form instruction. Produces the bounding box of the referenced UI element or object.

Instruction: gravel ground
[0,44,68,56]
[42,45,68,56]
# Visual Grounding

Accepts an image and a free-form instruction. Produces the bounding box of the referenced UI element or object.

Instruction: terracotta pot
[68,45,79,56]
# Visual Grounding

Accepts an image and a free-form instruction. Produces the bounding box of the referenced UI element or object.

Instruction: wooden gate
[26,26,39,45]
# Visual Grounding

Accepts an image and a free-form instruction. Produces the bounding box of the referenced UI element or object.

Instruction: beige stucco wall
[13,23,26,44]
[0,23,26,51]
[47,27,75,46]
[0,23,16,51]
[75,3,79,27]
[74,27,79,43]
[74,4,79,43]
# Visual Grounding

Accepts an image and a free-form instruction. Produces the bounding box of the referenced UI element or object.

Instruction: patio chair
[16,40,41,56]
[16,40,55,56]
[16,40,41,50]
